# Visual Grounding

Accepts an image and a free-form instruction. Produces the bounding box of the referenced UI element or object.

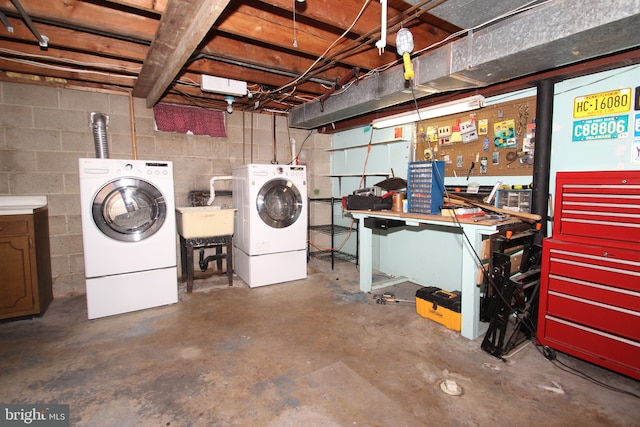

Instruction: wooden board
[415,95,536,180]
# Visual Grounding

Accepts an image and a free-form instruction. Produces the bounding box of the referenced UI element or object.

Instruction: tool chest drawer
[545,274,639,315]
[544,240,640,295]
[553,170,640,247]
[542,315,640,379]
[545,290,640,341]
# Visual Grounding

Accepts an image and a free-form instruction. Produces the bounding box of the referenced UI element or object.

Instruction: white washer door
[256,178,303,229]
[92,177,167,242]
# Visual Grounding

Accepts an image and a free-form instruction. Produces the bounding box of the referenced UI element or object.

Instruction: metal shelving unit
[307,197,358,269]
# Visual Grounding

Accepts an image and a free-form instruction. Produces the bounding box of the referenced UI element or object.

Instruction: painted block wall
[330,90,536,280]
[332,67,640,285]
[550,64,640,216]
[322,124,413,260]
[0,81,332,296]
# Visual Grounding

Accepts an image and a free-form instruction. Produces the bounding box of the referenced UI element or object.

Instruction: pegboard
[415,95,536,179]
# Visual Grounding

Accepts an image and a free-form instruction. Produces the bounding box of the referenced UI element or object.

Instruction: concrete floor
[1,258,638,427]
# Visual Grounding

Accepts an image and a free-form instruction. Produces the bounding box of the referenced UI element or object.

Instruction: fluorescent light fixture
[371,95,486,129]
[201,74,247,96]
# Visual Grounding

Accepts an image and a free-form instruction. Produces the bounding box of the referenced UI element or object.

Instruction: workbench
[348,210,520,340]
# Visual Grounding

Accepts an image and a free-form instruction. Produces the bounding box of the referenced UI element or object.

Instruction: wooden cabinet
[538,171,640,380]
[0,207,53,319]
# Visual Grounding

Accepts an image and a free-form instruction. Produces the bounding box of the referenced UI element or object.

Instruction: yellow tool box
[415,287,462,331]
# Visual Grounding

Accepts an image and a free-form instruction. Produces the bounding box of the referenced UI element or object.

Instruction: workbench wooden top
[346,209,522,227]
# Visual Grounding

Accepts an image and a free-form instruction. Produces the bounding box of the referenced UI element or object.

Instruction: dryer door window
[92,178,167,242]
[256,178,302,228]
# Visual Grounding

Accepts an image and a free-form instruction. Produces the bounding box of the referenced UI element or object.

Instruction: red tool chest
[538,171,640,380]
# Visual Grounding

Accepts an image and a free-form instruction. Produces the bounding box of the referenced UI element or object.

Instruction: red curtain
[153,103,227,137]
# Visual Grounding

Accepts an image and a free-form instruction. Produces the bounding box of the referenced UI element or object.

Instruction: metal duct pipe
[90,112,110,159]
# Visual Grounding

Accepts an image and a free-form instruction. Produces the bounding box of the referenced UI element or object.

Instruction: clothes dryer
[78,158,178,319]
[232,164,307,287]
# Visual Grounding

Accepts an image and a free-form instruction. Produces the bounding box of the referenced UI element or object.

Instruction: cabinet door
[0,235,36,318]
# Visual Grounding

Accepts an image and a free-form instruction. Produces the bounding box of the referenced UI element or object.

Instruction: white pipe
[207,175,233,206]
[290,138,297,165]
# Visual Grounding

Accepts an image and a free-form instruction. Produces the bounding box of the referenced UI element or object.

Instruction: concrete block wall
[0,81,332,297]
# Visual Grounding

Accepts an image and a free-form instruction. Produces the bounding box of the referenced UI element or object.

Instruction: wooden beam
[132,0,231,107]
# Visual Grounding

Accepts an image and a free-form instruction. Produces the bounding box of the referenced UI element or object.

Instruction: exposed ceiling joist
[132,0,231,107]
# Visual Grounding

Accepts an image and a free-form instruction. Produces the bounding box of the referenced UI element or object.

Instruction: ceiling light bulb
[225,96,234,114]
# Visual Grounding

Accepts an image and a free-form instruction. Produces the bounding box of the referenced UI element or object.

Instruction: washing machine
[232,164,307,287]
[78,158,178,319]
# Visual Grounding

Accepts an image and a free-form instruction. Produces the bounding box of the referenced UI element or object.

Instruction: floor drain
[439,379,463,396]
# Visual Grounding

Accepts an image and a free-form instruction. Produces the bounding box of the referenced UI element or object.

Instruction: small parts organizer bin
[415,286,462,331]
[407,161,445,214]
[495,189,532,213]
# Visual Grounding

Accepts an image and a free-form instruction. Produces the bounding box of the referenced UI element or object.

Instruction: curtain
[153,103,227,137]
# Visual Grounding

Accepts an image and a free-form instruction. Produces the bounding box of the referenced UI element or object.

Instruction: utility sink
[175,206,236,239]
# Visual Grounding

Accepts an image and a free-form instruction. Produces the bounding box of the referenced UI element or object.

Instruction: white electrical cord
[271,0,372,94]
[375,0,387,54]
[292,0,299,48]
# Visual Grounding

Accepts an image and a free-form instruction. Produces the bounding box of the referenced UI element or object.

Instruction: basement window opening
[153,103,227,138]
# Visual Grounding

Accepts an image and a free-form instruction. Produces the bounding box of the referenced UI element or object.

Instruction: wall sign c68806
[572,115,629,141]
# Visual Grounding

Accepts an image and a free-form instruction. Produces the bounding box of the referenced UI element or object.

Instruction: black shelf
[309,224,351,234]
[307,197,358,270]
[309,250,358,264]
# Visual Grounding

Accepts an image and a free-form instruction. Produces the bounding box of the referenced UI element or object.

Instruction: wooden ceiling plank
[102,0,167,15]
[132,0,231,107]
[0,38,140,71]
[198,36,349,81]
[387,0,461,33]
[1,18,148,61]
[0,58,137,87]
[0,0,159,42]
